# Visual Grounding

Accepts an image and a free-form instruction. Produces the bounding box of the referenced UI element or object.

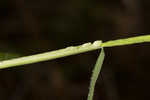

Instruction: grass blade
[87,48,105,100]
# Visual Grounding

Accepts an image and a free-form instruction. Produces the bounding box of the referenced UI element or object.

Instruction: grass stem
[0,35,150,69]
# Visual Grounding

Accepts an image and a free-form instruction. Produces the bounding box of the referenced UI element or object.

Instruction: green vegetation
[0,34,150,100]
[87,48,105,100]
[0,35,150,69]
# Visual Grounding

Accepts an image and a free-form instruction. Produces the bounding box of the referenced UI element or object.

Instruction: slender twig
[0,35,150,69]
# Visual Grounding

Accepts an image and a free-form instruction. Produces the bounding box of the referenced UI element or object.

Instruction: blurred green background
[0,0,150,100]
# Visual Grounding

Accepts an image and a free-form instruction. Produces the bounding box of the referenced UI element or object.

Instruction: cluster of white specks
[93,40,102,47]
[64,40,102,51]
[81,42,92,48]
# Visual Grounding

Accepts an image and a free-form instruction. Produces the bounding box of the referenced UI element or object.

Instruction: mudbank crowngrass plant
[0,34,150,100]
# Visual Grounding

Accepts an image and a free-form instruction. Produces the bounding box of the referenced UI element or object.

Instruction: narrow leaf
[87,48,105,100]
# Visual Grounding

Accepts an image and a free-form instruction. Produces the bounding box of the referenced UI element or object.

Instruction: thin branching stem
[0,35,150,69]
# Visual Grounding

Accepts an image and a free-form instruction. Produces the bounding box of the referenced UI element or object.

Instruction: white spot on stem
[93,40,102,47]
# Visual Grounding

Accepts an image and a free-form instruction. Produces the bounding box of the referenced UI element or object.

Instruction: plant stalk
[0,35,150,69]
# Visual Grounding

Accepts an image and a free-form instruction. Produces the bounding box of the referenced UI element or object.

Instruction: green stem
[0,35,150,69]
[102,34,150,47]
[0,41,102,69]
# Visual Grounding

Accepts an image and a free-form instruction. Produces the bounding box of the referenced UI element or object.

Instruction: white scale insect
[81,40,102,48]
[65,40,102,51]
[92,40,102,47]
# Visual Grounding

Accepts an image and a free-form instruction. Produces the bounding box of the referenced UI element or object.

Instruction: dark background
[0,0,150,100]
